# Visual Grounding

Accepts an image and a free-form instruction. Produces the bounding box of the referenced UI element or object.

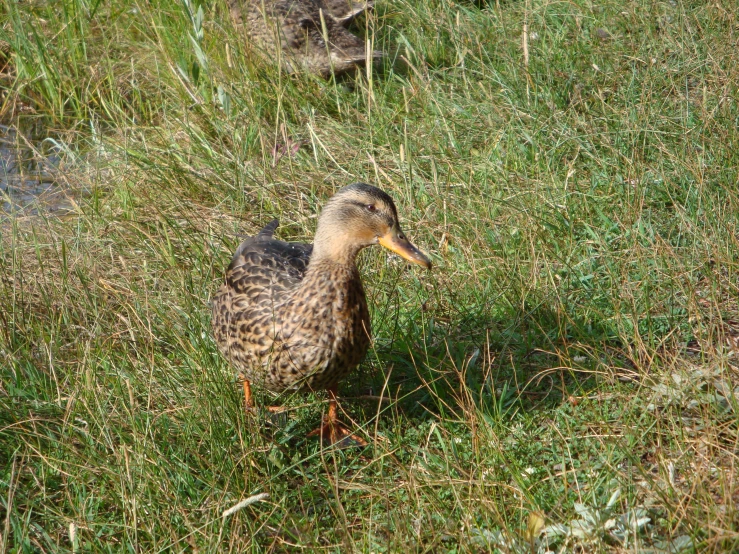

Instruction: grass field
[1,0,738,551]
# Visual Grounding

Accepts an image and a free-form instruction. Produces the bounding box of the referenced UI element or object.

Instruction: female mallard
[229,0,382,77]
[212,183,431,444]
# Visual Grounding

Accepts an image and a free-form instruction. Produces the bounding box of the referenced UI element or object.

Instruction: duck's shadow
[340,299,636,434]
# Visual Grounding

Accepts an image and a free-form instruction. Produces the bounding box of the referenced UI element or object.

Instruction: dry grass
[1,0,738,551]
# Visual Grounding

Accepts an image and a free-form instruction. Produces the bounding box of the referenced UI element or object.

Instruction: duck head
[312,183,432,268]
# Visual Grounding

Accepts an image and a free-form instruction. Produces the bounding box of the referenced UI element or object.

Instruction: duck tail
[258,219,279,238]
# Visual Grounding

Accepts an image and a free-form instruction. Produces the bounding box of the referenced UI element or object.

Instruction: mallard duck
[229,0,382,77]
[212,183,431,444]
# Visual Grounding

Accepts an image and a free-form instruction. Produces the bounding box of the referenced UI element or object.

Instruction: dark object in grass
[594,28,612,40]
[229,0,382,77]
[211,183,431,445]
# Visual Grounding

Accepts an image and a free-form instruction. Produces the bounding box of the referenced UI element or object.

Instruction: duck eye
[366,204,377,212]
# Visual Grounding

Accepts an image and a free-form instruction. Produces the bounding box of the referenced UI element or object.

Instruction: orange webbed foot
[307,388,367,448]
[307,417,368,448]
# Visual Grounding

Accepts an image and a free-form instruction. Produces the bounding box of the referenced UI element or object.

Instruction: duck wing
[226,219,313,304]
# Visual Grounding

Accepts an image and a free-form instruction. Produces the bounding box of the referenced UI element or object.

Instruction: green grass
[1,0,738,551]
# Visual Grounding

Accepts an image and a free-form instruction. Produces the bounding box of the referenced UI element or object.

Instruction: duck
[212,183,431,445]
[228,0,382,77]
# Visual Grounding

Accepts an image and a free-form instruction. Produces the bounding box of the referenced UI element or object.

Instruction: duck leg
[243,379,287,418]
[307,387,368,447]
[243,379,254,412]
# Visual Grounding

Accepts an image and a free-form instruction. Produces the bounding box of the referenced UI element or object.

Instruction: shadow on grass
[343,295,638,434]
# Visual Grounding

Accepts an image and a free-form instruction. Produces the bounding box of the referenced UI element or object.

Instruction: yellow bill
[378,229,432,269]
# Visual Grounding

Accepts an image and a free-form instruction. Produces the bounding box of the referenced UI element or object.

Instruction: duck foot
[265,405,289,427]
[307,418,368,448]
[306,388,368,448]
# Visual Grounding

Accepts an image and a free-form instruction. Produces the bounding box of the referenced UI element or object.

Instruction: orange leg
[328,390,338,428]
[243,379,254,412]
[242,379,285,415]
[307,387,368,447]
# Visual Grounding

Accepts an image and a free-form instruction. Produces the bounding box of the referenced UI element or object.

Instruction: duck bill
[378,230,432,269]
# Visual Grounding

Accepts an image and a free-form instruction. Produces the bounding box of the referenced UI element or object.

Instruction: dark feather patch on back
[228,221,312,281]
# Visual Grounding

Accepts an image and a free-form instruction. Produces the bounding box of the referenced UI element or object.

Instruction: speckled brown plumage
[212,183,431,443]
[228,0,382,77]
[212,226,370,392]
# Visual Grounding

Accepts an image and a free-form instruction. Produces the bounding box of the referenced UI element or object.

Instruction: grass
[1,0,738,551]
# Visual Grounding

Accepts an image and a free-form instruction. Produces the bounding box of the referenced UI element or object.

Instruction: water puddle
[0,122,74,216]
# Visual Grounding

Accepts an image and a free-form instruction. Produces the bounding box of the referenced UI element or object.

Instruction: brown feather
[229,0,382,77]
[212,183,428,406]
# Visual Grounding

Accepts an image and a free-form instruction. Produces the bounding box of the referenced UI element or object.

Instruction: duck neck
[310,226,366,269]
[307,244,362,275]
[298,247,364,306]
